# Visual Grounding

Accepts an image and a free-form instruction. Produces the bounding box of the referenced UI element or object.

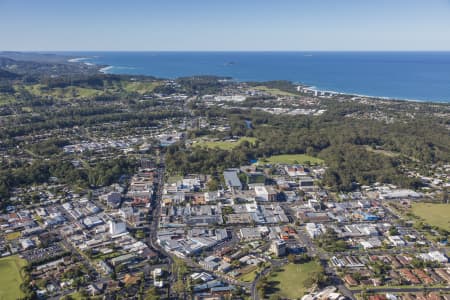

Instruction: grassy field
[67,292,83,300]
[8,80,163,103]
[0,255,27,300]
[239,269,258,283]
[238,266,258,283]
[194,137,257,150]
[411,203,450,231]
[5,232,21,241]
[167,175,183,184]
[21,84,103,99]
[122,81,161,94]
[266,261,321,299]
[364,146,400,158]
[67,292,103,300]
[0,94,16,105]
[259,154,324,165]
[252,86,297,97]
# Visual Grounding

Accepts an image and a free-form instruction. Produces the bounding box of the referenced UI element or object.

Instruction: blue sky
[1,0,450,51]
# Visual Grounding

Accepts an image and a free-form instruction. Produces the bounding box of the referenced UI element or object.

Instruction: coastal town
[0,57,449,300]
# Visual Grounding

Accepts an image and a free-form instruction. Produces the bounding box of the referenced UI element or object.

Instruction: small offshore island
[0,52,449,300]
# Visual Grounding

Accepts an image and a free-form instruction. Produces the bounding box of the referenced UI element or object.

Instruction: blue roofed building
[363,213,379,221]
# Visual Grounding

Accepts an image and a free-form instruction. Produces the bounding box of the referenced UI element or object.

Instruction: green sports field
[259,154,324,165]
[411,203,450,231]
[266,261,321,299]
[0,256,27,300]
[194,137,257,150]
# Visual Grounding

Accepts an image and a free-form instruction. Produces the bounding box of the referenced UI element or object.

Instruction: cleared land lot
[194,137,257,150]
[266,261,321,299]
[122,81,161,94]
[0,255,27,300]
[252,86,297,97]
[259,154,324,165]
[411,203,450,231]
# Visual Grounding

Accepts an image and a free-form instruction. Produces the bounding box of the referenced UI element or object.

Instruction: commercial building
[270,239,287,257]
[100,192,122,208]
[223,170,242,191]
[109,219,127,236]
[239,227,262,241]
[255,186,277,202]
[419,251,448,263]
[388,235,406,247]
[305,223,326,238]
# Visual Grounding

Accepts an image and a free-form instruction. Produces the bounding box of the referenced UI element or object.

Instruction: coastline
[71,56,449,104]
[105,66,449,104]
[99,66,113,73]
[68,57,95,67]
[297,85,445,104]
[67,57,90,63]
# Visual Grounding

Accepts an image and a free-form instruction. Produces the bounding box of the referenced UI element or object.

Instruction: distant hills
[0,67,20,80]
[0,53,100,77]
[0,51,71,63]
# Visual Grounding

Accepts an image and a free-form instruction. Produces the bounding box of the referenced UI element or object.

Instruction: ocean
[61,51,450,103]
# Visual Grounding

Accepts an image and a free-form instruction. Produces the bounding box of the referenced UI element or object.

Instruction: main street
[145,150,178,297]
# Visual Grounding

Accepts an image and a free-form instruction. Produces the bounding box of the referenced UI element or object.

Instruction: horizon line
[2,50,450,53]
